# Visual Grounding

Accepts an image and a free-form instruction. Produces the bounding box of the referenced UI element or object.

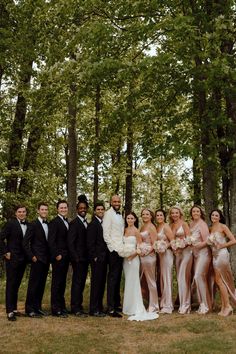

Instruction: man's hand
[32,256,37,262]
[56,255,62,261]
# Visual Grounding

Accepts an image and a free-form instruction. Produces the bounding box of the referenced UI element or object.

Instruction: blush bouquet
[153,240,167,254]
[138,242,152,256]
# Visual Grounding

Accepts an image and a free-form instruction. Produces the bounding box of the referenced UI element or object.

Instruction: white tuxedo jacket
[103,207,124,253]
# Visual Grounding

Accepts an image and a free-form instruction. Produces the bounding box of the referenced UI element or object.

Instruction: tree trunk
[192,154,202,206]
[3,61,32,218]
[18,123,42,196]
[67,86,77,220]
[226,92,236,277]
[194,57,218,219]
[125,121,133,215]
[93,85,101,206]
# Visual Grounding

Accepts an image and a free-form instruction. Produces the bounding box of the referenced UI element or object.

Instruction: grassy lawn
[1,270,236,354]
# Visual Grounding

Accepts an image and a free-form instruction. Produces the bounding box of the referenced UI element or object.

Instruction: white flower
[153,240,167,253]
[206,234,217,246]
[118,243,136,258]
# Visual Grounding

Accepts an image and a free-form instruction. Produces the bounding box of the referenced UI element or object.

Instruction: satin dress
[175,226,193,314]
[190,220,212,314]
[123,236,158,321]
[157,227,174,313]
[211,232,236,305]
[140,231,159,312]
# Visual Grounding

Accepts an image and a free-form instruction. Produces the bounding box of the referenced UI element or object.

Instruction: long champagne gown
[175,226,193,314]
[190,219,212,314]
[140,231,159,312]
[211,232,236,305]
[123,236,158,321]
[157,227,173,313]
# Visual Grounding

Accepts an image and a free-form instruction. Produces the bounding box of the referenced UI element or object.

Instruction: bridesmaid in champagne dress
[140,209,159,312]
[155,209,174,314]
[122,212,158,321]
[209,209,236,316]
[169,206,193,314]
[189,205,212,314]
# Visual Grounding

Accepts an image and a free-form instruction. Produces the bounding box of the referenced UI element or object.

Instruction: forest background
[1,0,236,272]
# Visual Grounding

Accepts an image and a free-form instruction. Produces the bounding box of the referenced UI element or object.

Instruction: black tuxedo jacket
[0,218,28,264]
[87,217,108,262]
[48,216,68,260]
[68,216,88,263]
[23,219,50,264]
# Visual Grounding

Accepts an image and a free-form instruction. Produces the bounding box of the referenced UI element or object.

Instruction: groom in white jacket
[103,195,124,318]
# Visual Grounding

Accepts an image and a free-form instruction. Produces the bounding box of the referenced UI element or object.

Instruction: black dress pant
[107,251,123,311]
[5,260,26,313]
[70,261,89,313]
[51,256,69,314]
[89,259,107,314]
[25,260,49,313]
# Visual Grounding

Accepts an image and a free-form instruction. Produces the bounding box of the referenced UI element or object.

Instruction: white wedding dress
[123,236,159,321]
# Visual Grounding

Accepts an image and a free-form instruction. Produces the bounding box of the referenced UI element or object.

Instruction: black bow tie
[20,221,26,225]
[63,217,68,222]
[116,211,121,215]
[42,220,48,224]
[83,219,87,224]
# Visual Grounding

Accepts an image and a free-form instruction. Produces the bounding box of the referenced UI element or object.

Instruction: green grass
[1,269,236,354]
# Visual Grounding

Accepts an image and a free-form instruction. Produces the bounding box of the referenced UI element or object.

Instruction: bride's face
[126,214,136,226]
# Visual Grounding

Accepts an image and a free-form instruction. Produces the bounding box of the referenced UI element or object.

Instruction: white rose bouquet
[118,243,136,258]
[185,235,199,246]
[170,238,186,251]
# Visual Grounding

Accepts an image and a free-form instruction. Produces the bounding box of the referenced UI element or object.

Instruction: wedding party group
[0,194,236,322]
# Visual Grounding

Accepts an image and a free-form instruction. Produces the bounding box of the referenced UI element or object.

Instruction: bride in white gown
[120,212,158,321]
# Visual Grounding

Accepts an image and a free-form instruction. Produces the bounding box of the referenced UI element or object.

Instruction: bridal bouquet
[153,240,167,254]
[170,238,186,251]
[118,243,136,258]
[138,242,152,256]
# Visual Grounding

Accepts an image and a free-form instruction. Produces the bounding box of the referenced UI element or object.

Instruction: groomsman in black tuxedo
[87,202,108,317]
[23,202,50,318]
[68,195,89,316]
[0,204,28,321]
[48,200,69,318]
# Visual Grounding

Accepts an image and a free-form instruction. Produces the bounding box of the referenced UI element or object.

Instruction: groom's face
[111,196,121,211]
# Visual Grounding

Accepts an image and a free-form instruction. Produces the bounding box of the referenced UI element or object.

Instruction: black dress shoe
[115,307,122,313]
[62,308,69,315]
[90,311,106,317]
[108,311,122,318]
[36,309,49,316]
[52,311,68,318]
[27,312,42,318]
[7,312,16,321]
[73,310,88,318]
[13,311,24,317]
